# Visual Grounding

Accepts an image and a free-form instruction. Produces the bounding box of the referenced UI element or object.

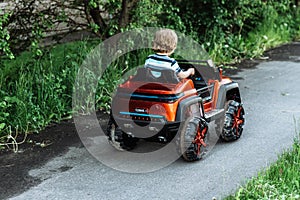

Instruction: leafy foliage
[0,13,14,59]
[164,0,300,63]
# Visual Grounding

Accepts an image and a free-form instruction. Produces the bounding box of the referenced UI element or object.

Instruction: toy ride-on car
[106,60,245,162]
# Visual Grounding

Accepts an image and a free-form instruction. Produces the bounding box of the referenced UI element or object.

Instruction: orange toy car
[106,60,245,161]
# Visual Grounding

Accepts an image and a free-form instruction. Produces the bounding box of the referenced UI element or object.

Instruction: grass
[225,133,300,200]
[0,39,99,139]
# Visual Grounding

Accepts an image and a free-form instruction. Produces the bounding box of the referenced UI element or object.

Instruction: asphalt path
[10,60,300,200]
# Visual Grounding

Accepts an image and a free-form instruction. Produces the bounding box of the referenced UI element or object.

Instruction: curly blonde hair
[152,29,178,54]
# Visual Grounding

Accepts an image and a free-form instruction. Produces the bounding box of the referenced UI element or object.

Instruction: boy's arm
[177,68,195,79]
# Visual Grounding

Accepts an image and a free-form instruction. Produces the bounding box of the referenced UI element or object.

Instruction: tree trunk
[119,0,138,29]
[83,0,108,39]
[119,0,129,29]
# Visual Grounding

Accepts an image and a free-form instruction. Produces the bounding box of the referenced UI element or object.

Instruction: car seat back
[133,66,179,84]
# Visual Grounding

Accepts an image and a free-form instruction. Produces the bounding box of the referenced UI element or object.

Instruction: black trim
[177,60,208,64]
[175,96,203,121]
[147,55,175,64]
[118,92,184,103]
[216,82,240,109]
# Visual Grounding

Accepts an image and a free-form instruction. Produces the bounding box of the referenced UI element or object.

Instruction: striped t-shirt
[144,54,182,74]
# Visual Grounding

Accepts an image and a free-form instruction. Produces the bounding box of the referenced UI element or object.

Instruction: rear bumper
[114,116,181,142]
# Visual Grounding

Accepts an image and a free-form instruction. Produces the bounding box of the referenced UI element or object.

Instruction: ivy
[0,13,14,59]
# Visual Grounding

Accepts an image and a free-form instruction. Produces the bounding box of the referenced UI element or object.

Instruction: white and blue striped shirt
[144,54,182,74]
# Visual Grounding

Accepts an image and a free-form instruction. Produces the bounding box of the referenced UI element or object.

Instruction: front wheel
[178,117,208,162]
[217,100,245,141]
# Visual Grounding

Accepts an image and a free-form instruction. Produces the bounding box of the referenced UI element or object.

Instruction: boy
[145,29,195,79]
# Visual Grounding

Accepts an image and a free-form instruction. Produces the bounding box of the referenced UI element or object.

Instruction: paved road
[10,61,300,200]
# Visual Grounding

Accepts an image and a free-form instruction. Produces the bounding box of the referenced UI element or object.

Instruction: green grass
[0,39,100,138]
[225,134,300,200]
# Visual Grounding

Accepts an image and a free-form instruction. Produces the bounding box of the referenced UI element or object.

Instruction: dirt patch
[222,42,300,76]
[0,42,299,200]
[264,42,300,61]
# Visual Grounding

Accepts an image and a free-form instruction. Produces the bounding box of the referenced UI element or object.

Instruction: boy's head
[152,29,177,54]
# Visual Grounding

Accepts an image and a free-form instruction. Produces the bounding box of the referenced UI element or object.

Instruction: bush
[0,40,98,138]
[164,0,300,63]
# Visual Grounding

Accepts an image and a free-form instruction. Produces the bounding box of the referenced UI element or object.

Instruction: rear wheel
[106,117,138,151]
[179,117,208,162]
[216,100,245,141]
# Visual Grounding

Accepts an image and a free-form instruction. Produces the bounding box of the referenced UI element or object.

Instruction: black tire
[106,117,138,151]
[179,117,208,162]
[216,100,245,142]
[215,101,230,137]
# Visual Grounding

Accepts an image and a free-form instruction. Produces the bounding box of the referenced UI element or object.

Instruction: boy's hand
[178,68,195,79]
[189,68,195,76]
